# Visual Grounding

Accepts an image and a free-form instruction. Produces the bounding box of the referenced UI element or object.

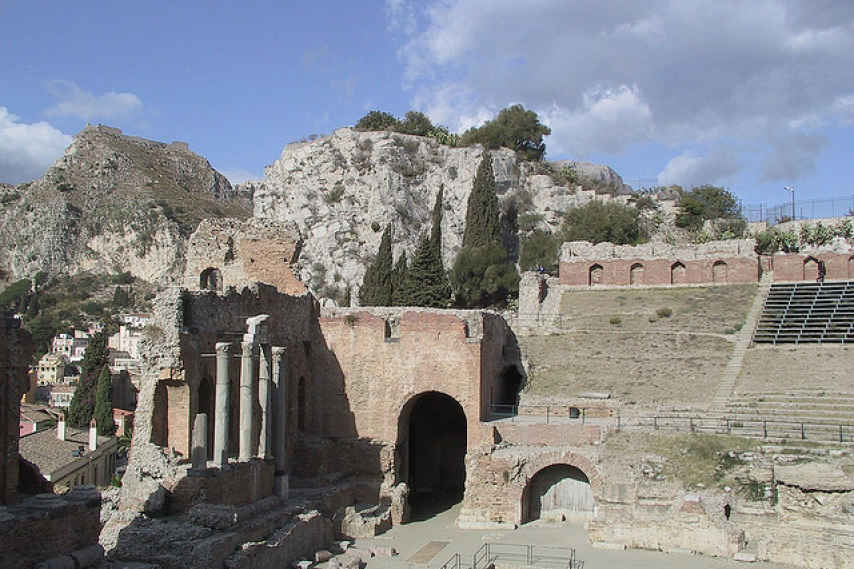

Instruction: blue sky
[2,1,853,210]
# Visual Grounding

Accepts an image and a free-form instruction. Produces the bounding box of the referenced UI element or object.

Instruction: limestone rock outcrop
[254,127,630,303]
[0,125,250,284]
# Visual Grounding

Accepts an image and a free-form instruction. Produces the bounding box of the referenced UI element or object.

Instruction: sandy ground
[316,503,796,569]
[737,344,854,395]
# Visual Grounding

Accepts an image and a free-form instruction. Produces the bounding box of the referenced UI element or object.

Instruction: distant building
[40,383,76,409]
[18,420,118,491]
[51,330,89,362]
[19,404,57,437]
[36,353,68,384]
[108,313,151,373]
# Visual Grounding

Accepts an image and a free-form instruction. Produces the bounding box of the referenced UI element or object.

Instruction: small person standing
[817,260,827,283]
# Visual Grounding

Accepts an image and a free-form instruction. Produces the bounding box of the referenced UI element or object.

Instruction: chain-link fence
[741,196,854,225]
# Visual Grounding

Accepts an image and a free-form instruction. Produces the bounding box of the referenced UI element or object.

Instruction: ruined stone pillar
[191,413,208,469]
[257,343,271,459]
[271,346,288,498]
[213,342,231,467]
[238,341,255,462]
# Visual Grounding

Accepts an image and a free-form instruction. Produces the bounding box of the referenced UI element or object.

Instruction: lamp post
[784,186,795,221]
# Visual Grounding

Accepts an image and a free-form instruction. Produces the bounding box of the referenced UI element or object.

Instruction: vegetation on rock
[460,104,551,161]
[452,156,518,307]
[563,200,647,245]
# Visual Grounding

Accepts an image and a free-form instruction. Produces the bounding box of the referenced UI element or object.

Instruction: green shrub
[609,316,622,326]
[562,201,647,245]
[657,307,672,318]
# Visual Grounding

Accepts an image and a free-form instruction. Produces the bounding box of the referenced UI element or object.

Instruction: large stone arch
[508,450,603,526]
[397,391,467,520]
[523,464,594,523]
[495,365,524,410]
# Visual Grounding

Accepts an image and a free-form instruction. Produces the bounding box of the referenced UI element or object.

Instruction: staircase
[711,273,773,412]
[754,280,854,345]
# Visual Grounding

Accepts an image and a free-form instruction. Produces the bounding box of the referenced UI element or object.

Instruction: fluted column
[271,346,288,498]
[257,343,271,459]
[238,341,255,462]
[213,342,231,467]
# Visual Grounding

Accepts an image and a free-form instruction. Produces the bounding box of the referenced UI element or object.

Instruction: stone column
[213,342,231,467]
[191,413,208,469]
[257,343,271,459]
[271,346,288,498]
[238,341,255,462]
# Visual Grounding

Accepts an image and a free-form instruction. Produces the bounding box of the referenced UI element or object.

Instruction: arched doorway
[496,366,524,410]
[712,260,728,283]
[589,264,603,286]
[849,256,854,279]
[671,262,686,285]
[198,376,214,460]
[803,257,818,281]
[630,263,644,285]
[399,392,467,520]
[522,464,594,523]
[200,267,223,291]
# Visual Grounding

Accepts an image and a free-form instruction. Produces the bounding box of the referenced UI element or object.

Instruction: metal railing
[741,196,854,225]
[440,543,582,569]
[637,414,854,443]
[488,404,620,426]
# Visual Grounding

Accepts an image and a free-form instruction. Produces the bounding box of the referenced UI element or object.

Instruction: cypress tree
[430,186,444,257]
[360,224,394,306]
[452,154,519,307]
[93,364,116,436]
[462,156,501,249]
[391,251,409,306]
[402,234,452,307]
[68,332,109,428]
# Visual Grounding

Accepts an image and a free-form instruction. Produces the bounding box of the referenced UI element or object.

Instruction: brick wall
[559,240,759,287]
[771,252,854,282]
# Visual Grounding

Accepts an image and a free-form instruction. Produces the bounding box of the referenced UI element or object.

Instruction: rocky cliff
[0,126,251,285]
[254,127,632,303]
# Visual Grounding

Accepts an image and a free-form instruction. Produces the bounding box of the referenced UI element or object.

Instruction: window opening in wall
[200,267,223,292]
[803,257,818,281]
[630,263,644,285]
[713,260,728,283]
[671,262,686,285]
[588,264,603,286]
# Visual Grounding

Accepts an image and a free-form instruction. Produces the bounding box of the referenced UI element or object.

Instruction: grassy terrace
[520,284,758,407]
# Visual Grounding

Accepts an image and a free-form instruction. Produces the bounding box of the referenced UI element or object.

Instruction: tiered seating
[753,281,854,345]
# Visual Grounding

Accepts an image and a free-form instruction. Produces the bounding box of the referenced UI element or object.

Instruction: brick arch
[803,257,819,281]
[589,264,604,286]
[630,263,644,285]
[712,260,728,283]
[507,450,603,525]
[200,267,223,291]
[848,256,854,279]
[671,261,686,285]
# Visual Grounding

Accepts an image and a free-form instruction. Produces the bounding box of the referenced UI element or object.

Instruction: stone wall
[184,218,307,296]
[560,239,759,286]
[1,317,32,505]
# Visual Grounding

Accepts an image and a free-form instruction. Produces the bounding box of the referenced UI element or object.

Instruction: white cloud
[44,80,144,122]
[544,86,653,158]
[658,147,743,188]
[222,169,256,185]
[761,132,827,182]
[0,107,71,184]
[395,0,854,178]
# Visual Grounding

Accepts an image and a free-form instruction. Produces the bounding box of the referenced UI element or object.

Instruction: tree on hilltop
[461,104,551,161]
[354,110,400,132]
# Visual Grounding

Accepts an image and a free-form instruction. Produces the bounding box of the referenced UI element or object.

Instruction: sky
[1,0,853,211]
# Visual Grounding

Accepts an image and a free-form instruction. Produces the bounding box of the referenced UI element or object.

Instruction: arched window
[588,264,604,286]
[200,267,223,291]
[712,260,728,283]
[630,263,644,285]
[803,257,818,281]
[671,262,686,285]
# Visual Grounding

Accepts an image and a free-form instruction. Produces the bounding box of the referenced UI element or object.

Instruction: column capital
[215,342,232,355]
[271,346,286,359]
[240,341,254,357]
